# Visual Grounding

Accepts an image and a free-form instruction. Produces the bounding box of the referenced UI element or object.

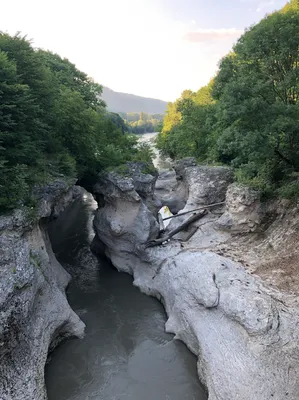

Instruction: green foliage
[140,163,157,175]
[0,163,29,209]
[162,100,182,134]
[158,6,299,199]
[133,142,155,163]
[282,0,299,12]
[119,112,164,134]
[277,180,299,200]
[156,81,215,160]
[105,164,130,176]
[213,8,299,188]
[0,33,141,212]
[53,153,77,176]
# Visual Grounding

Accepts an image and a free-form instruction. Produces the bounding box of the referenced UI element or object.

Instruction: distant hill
[101,87,168,114]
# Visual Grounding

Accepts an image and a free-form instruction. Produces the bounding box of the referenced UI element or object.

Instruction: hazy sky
[1,0,288,101]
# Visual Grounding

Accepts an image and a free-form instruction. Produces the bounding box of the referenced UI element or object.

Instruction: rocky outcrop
[174,159,234,210]
[0,180,85,400]
[216,183,262,232]
[155,169,187,214]
[92,161,299,400]
[166,161,233,236]
[93,163,160,273]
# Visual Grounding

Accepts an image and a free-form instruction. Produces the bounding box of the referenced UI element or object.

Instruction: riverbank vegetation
[119,112,163,134]
[157,0,299,198]
[0,33,149,211]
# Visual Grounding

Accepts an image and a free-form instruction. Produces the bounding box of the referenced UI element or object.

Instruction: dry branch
[162,201,225,221]
[146,209,207,248]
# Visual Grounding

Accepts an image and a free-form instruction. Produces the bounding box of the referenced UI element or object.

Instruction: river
[138,132,172,170]
[45,134,207,400]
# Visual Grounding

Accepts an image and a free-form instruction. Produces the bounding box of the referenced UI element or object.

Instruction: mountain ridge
[101,86,168,114]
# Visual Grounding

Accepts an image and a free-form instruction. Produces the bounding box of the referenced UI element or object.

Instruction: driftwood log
[162,201,225,221]
[145,209,207,248]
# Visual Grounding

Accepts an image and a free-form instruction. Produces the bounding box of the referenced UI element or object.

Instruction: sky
[0,0,288,102]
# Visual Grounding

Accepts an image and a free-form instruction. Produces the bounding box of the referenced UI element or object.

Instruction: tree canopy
[119,112,164,134]
[157,2,299,198]
[0,33,148,212]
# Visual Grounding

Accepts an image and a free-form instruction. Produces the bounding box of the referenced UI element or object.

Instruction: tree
[156,84,215,159]
[121,112,164,134]
[0,33,148,212]
[213,8,299,187]
[38,50,105,110]
[158,3,299,198]
[0,49,44,166]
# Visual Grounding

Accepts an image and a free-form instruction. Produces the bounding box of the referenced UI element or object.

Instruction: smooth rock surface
[0,181,85,400]
[93,165,159,274]
[167,161,233,235]
[155,169,188,214]
[174,161,234,210]
[92,163,299,400]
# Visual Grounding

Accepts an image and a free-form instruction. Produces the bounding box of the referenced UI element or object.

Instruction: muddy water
[45,192,207,400]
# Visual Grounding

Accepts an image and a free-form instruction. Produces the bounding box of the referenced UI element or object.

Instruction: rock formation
[92,163,160,273]
[216,183,262,232]
[0,180,85,400]
[155,169,187,214]
[92,160,299,400]
[2,158,299,400]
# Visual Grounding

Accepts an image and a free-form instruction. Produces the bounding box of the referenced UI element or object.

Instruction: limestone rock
[92,163,299,400]
[176,163,233,209]
[155,169,187,214]
[93,164,160,273]
[174,157,197,180]
[94,162,161,216]
[0,181,85,400]
[216,183,262,232]
[167,162,233,233]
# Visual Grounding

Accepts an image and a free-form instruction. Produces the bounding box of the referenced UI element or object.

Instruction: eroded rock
[216,183,262,232]
[0,181,85,400]
[93,163,159,273]
[167,161,233,235]
[92,162,299,400]
[175,162,233,209]
[155,169,188,214]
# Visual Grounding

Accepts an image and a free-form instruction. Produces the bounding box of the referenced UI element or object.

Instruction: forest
[0,33,149,212]
[157,0,299,198]
[119,112,164,134]
[1,0,298,212]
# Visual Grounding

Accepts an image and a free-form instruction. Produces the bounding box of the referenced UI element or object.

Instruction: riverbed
[45,191,207,400]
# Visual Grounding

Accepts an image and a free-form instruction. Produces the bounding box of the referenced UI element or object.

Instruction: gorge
[45,189,206,400]
[90,150,299,400]
[1,3,299,398]
[2,133,299,400]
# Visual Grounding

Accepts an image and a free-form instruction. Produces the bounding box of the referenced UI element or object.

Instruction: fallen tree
[162,202,225,221]
[145,209,207,247]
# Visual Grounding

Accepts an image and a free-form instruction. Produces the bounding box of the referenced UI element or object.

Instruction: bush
[277,181,299,200]
[0,164,29,210]
[133,142,154,163]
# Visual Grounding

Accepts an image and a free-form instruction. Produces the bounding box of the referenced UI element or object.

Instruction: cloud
[184,28,244,43]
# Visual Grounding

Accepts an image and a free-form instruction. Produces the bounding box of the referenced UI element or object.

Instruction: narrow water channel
[45,192,207,400]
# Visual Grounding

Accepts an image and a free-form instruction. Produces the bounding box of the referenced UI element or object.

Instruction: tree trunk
[145,209,207,248]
